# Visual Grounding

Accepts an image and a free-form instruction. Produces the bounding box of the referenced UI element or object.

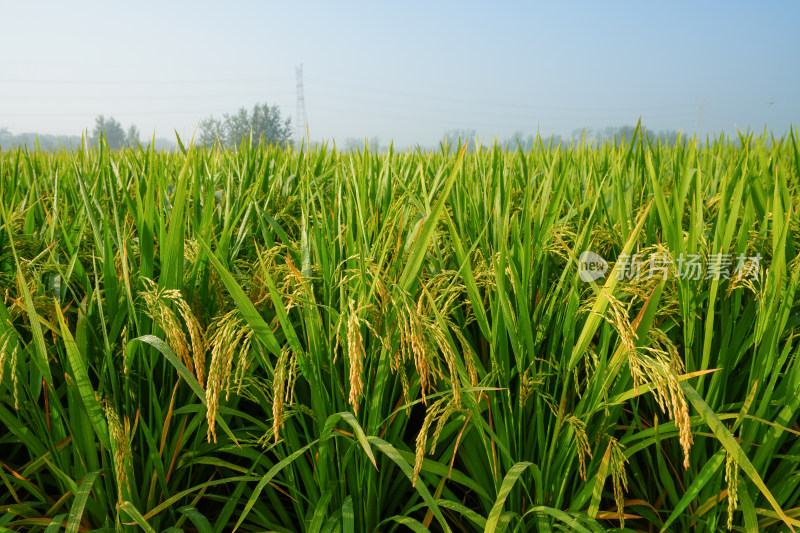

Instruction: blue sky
[1,1,798,146]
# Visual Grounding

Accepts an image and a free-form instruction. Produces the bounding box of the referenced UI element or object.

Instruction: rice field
[0,128,799,532]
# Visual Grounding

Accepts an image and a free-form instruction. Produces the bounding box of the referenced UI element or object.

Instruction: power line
[0,109,236,117]
[0,74,697,114]
[303,91,698,122]
[0,91,295,102]
[0,103,698,130]
[1,74,697,120]
[0,76,293,86]
[305,76,697,113]
[312,103,697,130]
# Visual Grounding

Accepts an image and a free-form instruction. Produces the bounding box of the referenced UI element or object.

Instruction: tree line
[2,108,684,152]
[198,103,292,148]
[87,103,293,150]
[0,102,292,151]
[440,126,684,152]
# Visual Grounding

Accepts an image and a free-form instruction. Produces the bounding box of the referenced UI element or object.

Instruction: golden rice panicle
[609,437,629,529]
[431,325,461,408]
[604,295,694,469]
[407,302,432,405]
[0,333,19,408]
[234,328,253,396]
[392,305,410,374]
[391,292,441,406]
[140,278,194,376]
[347,299,365,415]
[625,348,693,469]
[333,312,343,365]
[271,346,295,443]
[205,310,243,443]
[650,330,694,469]
[519,367,535,408]
[567,415,592,481]
[120,325,129,375]
[451,326,479,388]
[103,401,131,502]
[225,325,253,402]
[428,396,458,457]
[412,396,460,488]
[604,292,638,353]
[10,344,18,410]
[669,377,693,470]
[399,364,410,409]
[0,333,8,387]
[725,451,739,530]
[413,398,443,487]
[174,298,206,386]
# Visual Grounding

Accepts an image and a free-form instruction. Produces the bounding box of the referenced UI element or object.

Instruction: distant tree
[342,136,383,153]
[126,124,140,146]
[199,116,223,146]
[343,138,362,152]
[91,115,126,149]
[591,125,682,147]
[500,131,541,151]
[653,129,681,146]
[151,138,176,151]
[1,127,90,150]
[223,108,252,147]
[502,130,523,148]
[249,103,292,147]
[442,128,479,152]
[200,103,292,149]
[603,125,638,143]
[542,134,564,147]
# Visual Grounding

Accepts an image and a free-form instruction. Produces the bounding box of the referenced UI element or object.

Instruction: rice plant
[0,126,798,532]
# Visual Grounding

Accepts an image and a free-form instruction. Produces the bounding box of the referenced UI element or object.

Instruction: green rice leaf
[485,461,533,533]
[65,471,99,533]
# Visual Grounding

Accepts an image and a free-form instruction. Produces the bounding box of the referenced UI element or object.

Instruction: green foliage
[0,128,798,532]
[90,114,127,149]
[199,102,292,148]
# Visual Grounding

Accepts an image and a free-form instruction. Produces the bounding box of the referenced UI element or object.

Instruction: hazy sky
[2,1,798,147]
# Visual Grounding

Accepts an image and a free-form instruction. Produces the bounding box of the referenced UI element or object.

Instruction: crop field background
[0,128,799,532]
